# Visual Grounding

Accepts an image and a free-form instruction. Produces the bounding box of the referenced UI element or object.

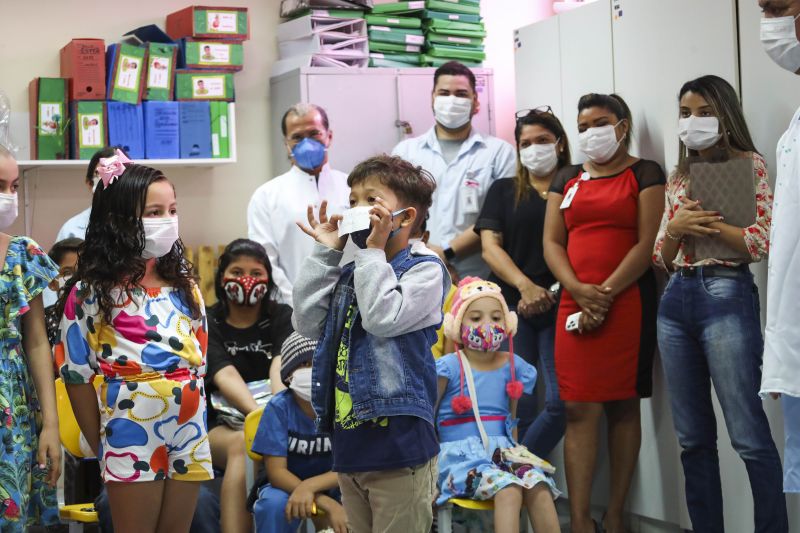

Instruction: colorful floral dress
[0,237,60,529]
[435,352,559,506]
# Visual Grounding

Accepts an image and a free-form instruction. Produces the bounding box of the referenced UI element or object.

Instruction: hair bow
[96,149,132,190]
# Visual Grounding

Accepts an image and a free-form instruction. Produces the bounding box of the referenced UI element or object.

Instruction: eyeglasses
[515,106,554,121]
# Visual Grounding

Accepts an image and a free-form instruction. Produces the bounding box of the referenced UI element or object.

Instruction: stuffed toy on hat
[443,277,523,414]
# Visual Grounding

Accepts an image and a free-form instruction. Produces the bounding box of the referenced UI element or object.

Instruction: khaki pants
[337,457,438,533]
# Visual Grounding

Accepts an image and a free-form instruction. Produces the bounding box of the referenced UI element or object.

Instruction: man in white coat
[758,0,800,493]
[247,103,350,303]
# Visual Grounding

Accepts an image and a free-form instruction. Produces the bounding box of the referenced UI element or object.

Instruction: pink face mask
[223,276,269,306]
[460,323,507,352]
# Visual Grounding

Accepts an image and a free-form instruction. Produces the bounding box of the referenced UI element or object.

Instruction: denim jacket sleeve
[291,242,343,339]
[353,248,445,338]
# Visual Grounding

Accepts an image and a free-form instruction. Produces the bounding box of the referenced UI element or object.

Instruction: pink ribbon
[96,149,133,189]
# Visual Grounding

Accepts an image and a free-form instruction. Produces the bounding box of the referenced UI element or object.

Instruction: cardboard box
[175,69,235,101]
[145,43,178,100]
[144,101,180,159]
[107,102,144,159]
[179,101,212,158]
[210,101,229,158]
[70,101,107,160]
[106,43,147,104]
[180,39,243,71]
[60,39,106,100]
[167,6,249,41]
[28,78,69,160]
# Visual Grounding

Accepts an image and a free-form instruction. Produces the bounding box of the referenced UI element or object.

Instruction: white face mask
[761,14,800,73]
[520,143,559,177]
[678,116,722,151]
[578,123,623,164]
[434,95,472,130]
[0,193,18,230]
[290,367,313,402]
[141,216,179,259]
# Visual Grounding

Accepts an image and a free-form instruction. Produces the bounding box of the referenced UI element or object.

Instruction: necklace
[529,179,550,199]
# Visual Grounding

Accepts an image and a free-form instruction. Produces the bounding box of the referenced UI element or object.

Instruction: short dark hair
[281,103,330,137]
[577,93,634,147]
[433,61,476,93]
[48,237,83,266]
[347,155,436,233]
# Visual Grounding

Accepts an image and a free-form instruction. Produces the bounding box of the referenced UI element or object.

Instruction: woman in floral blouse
[652,75,787,532]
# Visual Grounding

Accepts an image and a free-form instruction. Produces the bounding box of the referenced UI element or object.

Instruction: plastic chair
[244,406,265,493]
[55,378,100,532]
[437,497,535,533]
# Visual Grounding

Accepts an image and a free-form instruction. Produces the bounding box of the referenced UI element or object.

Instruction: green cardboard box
[167,6,249,41]
[107,43,147,104]
[369,41,423,54]
[175,70,235,101]
[423,9,481,23]
[368,27,425,46]
[71,101,107,160]
[371,1,426,15]
[425,0,481,15]
[145,43,178,101]
[181,39,244,71]
[365,14,423,28]
[28,78,69,160]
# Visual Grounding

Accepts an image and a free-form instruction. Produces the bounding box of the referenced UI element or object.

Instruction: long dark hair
[214,239,277,319]
[59,164,200,321]
[514,111,571,205]
[677,75,758,172]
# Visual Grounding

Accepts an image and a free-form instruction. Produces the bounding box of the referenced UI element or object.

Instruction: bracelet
[665,227,682,242]
[444,247,456,261]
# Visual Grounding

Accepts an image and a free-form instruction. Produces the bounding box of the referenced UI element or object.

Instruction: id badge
[461,179,480,214]
[560,183,579,209]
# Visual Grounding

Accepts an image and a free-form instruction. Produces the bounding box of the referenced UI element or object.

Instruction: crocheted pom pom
[451,395,472,414]
[506,380,524,400]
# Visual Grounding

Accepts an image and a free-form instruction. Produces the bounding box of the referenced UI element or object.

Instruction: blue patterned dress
[0,237,59,529]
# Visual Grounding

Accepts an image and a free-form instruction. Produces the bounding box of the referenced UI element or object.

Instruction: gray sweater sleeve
[353,248,446,338]
[291,242,344,339]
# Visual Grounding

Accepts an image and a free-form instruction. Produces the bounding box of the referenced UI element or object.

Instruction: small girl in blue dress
[436,277,560,533]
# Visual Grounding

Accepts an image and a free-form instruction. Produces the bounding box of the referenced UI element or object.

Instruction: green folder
[145,43,177,101]
[371,1,426,15]
[73,101,106,159]
[426,32,485,47]
[369,41,423,53]
[425,42,486,61]
[369,52,422,65]
[302,9,365,18]
[425,0,481,15]
[370,57,418,68]
[210,101,229,158]
[423,9,481,23]
[368,27,425,45]
[109,43,146,104]
[365,14,423,28]
[423,54,482,67]
[32,78,69,160]
[425,18,485,33]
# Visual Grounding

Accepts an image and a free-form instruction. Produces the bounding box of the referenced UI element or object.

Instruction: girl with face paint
[206,238,295,533]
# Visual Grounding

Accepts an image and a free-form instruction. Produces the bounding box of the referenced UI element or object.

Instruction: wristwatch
[444,247,456,261]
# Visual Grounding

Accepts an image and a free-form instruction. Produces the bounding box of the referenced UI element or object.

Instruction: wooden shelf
[18,157,236,170]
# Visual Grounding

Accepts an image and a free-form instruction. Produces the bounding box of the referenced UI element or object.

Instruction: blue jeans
[253,485,300,533]
[95,484,220,533]
[657,268,787,532]
[509,312,565,458]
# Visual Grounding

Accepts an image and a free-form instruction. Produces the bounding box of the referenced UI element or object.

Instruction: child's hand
[286,481,316,520]
[37,424,62,487]
[297,201,346,251]
[366,197,395,250]
[324,501,349,533]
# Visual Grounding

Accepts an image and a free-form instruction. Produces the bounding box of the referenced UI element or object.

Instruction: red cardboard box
[167,6,249,41]
[60,39,106,100]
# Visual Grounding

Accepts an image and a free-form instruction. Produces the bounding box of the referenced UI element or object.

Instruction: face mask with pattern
[460,323,507,352]
[223,276,269,306]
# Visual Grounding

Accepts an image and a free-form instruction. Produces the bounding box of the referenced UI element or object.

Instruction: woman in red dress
[543,93,665,533]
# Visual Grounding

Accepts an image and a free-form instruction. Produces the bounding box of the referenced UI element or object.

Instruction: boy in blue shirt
[293,155,449,533]
[251,332,347,533]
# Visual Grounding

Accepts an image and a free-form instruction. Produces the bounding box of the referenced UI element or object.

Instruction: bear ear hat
[445,277,523,415]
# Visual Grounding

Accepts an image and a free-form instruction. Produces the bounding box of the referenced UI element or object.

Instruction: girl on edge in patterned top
[56,150,212,533]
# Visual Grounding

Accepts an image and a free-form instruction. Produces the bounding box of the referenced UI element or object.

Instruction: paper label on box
[220,114,228,138]
[116,54,142,91]
[409,1,425,8]
[192,75,226,98]
[79,113,103,148]
[148,55,172,89]
[198,43,231,65]
[448,36,471,44]
[207,11,238,34]
[407,45,421,52]
[449,14,460,20]
[371,26,390,32]
[38,103,63,136]
[388,18,400,24]
[406,35,424,44]
[212,133,220,156]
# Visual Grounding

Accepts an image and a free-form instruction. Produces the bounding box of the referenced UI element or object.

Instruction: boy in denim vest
[293,155,450,533]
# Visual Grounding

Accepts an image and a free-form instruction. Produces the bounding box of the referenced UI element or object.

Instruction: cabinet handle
[395,120,413,135]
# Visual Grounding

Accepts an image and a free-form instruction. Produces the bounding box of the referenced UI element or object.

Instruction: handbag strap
[458,349,490,454]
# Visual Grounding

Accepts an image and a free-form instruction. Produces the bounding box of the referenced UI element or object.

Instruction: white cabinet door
[305,71,400,174]
[396,68,494,142]
[514,15,563,121]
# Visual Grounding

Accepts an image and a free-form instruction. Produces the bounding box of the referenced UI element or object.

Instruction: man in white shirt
[392,61,516,280]
[247,103,350,303]
[759,0,800,494]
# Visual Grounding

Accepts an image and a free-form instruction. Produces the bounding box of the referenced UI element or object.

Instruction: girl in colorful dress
[435,277,560,533]
[57,151,211,533]
[0,147,61,530]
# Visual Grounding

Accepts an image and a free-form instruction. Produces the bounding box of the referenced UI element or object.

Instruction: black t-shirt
[474,178,557,309]
[205,302,294,425]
